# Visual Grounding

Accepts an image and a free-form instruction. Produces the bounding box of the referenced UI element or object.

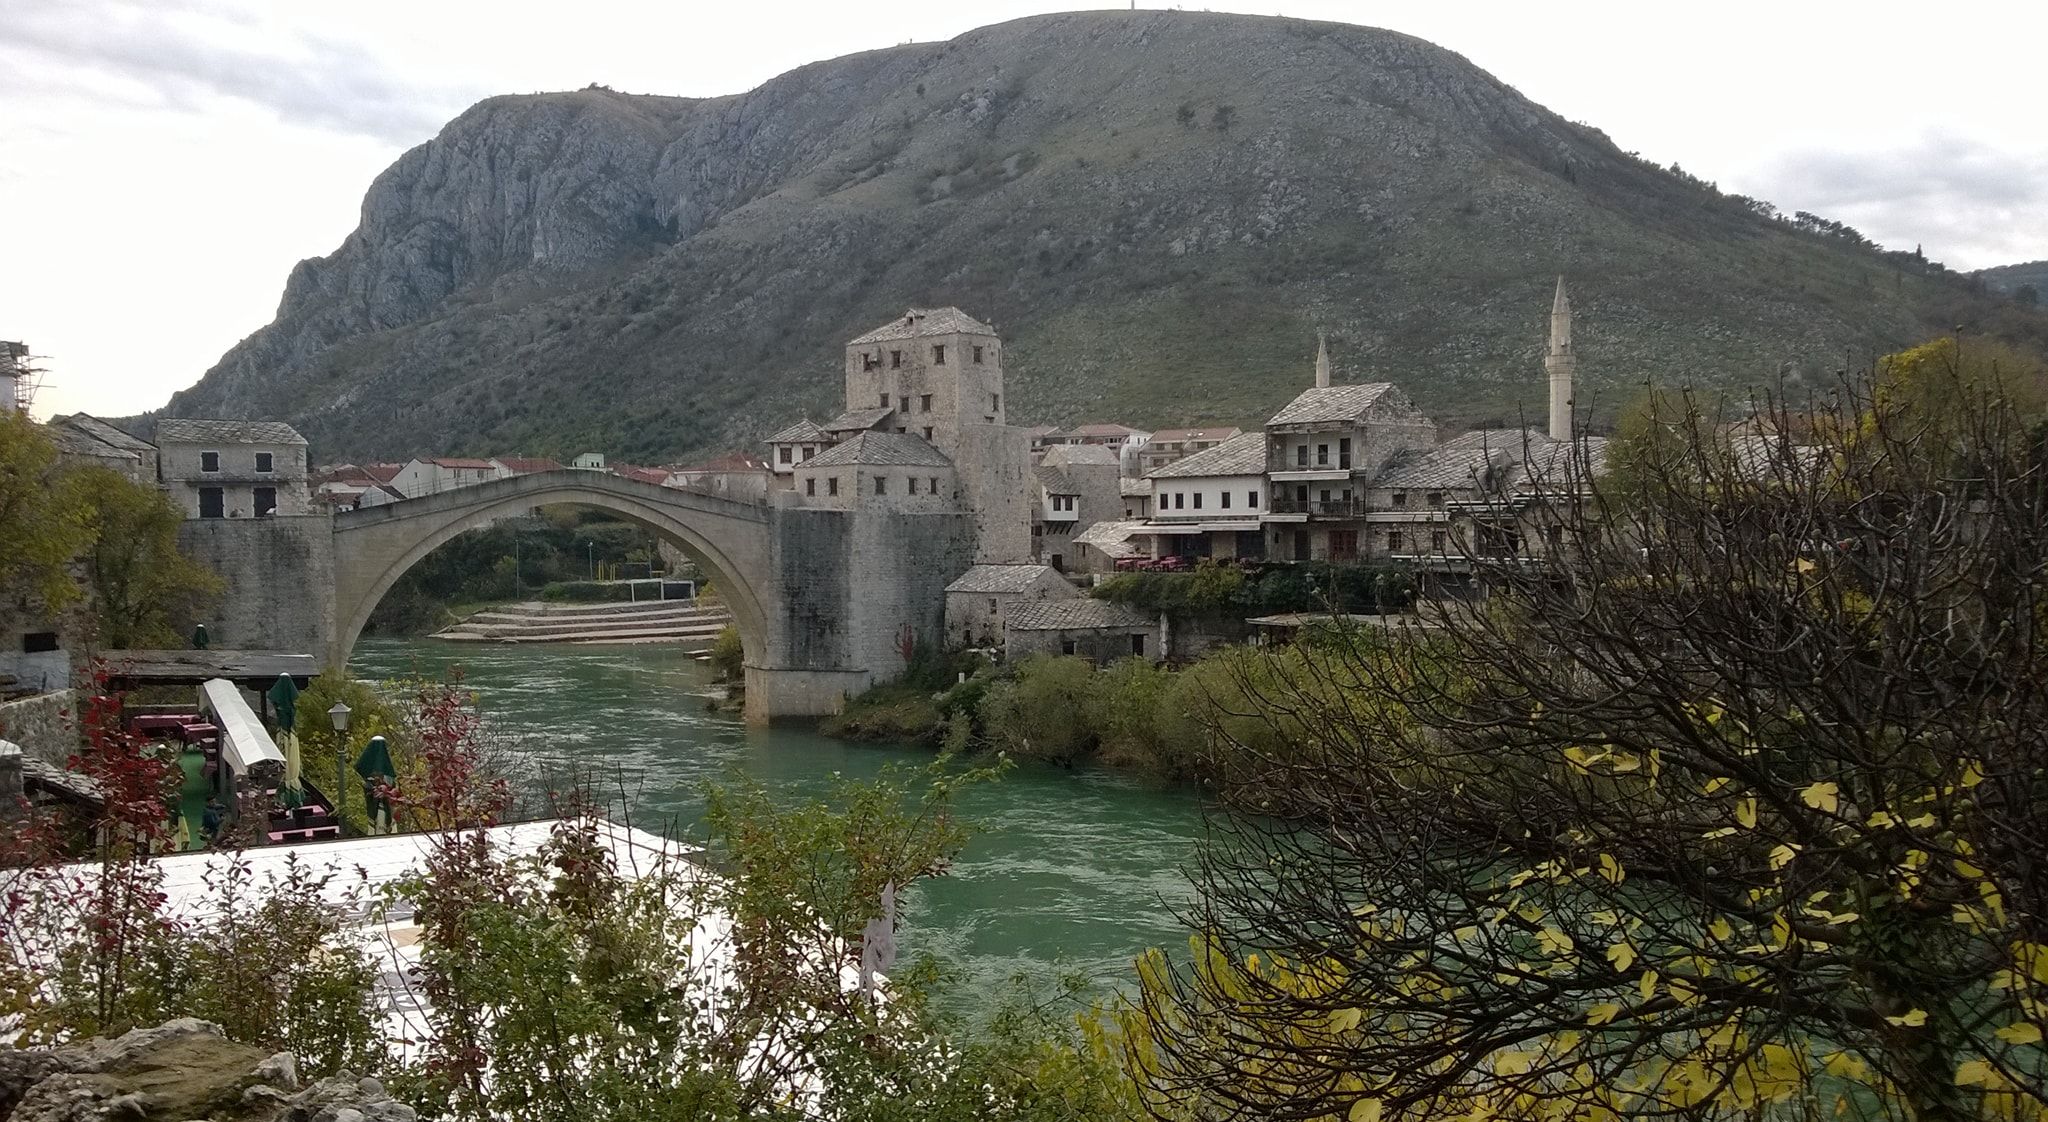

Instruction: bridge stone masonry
[179,307,1030,722]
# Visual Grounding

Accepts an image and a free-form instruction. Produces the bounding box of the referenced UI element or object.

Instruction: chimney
[1314,331,1331,389]
[1545,278,1575,441]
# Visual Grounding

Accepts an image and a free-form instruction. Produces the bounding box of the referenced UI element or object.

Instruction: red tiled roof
[609,464,671,486]
[493,457,563,474]
[362,463,402,483]
[428,457,497,470]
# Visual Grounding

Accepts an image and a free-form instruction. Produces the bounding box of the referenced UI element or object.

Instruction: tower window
[1392,492,1407,508]
[923,427,933,440]
[875,475,887,495]
[920,393,932,412]
[201,451,220,473]
[805,478,816,496]
[932,344,946,365]
[908,477,919,495]
[864,353,879,371]
[254,487,277,516]
[828,477,839,496]
[973,345,985,364]
[891,350,902,369]
[879,393,890,408]
[990,394,1000,413]
[255,452,274,473]
[898,396,909,412]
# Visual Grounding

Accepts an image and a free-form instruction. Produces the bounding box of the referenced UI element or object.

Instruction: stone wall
[955,422,1033,563]
[1164,611,1250,662]
[0,689,79,764]
[176,515,335,653]
[1007,623,1156,662]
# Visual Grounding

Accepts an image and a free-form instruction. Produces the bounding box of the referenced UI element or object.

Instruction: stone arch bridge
[190,471,975,721]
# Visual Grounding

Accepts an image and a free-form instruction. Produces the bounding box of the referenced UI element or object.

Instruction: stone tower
[1545,277,1576,442]
[842,308,1031,562]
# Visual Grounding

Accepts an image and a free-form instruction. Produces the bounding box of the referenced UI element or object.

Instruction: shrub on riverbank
[1091,558,1415,616]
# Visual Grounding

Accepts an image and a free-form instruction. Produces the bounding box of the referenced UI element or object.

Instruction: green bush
[539,579,667,602]
[707,625,745,682]
[977,655,1099,764]
[1094,559,1416,617]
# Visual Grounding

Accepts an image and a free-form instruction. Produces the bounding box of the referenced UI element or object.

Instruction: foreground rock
[0,1020,411,1122]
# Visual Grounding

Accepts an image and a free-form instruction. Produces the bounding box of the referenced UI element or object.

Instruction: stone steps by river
[433,599,733,648]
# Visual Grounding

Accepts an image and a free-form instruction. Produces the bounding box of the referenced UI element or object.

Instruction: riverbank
[431,598,733,648]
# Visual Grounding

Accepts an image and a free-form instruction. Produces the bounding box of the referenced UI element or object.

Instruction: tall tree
[72,466,222,648]
[1126,341,2048,1120]
[0,412,94,616]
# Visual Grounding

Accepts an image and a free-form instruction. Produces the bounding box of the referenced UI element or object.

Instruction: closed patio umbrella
[191,623,209,649]
[267,674,303,808]
[173,744,209,851]
[354,734,397,834]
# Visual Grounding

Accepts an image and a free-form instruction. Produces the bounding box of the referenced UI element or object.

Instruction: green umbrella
[354,734,397,834]
[191,623,209,650]
[173,745,209,851]
[268,675,303,808]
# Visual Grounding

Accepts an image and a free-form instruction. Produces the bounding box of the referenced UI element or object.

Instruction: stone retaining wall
[0,689,79,765]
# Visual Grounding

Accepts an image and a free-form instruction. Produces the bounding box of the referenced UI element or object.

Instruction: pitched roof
[426,457,496,470]
[1035,465,1076,495]
[1119,478,1151,497]
[1374,429,1531,490]
[155,418,307,445]
[610,464,672,486]
[945,564,1067,595]
[1024,424,1061,439]
[46,424,134,460]
[802,431,951,469]
[492,457,563,475]
[1066,422,1147,438]
[362,463,402,484]
[54,414,154,452]
[1041,443,1119,468]
[1265,384,1398,427]
[1007,599,1156,632]
[1146,430,1268,479]
[766,419,830,444]
[1073,520,1150,559]
[673,452,772,474]
[847,307,996,345]
[821,407,896,434]
[1146,426,1241,445]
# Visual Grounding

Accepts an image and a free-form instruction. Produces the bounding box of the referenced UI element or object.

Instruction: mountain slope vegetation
[159,11,2042,461]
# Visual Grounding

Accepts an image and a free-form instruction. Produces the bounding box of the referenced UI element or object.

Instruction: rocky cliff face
[162,11,2026,461]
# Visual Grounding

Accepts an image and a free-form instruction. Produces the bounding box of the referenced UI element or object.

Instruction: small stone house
[794,431,955,511]
[154,419,311,519]
[1004,599,1160,662]
[943,563,1075,649]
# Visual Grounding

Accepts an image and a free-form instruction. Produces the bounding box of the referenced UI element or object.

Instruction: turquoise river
[351,638,1201,1011]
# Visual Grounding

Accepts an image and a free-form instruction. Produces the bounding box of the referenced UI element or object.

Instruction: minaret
[1545,277,1575,441]
[1314,331,1331,389]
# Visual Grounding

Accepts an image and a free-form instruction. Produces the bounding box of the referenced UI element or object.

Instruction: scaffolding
[1,340,44,415]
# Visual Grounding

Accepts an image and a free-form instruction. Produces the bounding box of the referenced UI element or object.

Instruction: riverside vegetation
[5,337,2046,1118]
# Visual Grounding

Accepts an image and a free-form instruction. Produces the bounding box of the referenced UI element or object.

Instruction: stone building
[1004,599,1159,662]
[765,420,831,485]
[943,563,1075,649]
[1031,444,1123,572]
[1143,431,1270,560]
[793,432,956,512]
[46,414,159,483]
[1137,426,1242,474]
[155,419,311,519]
[388,457,504,498]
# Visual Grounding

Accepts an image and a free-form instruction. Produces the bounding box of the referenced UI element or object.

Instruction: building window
[1193,493,1203,509]
[1427,491,1443,507]
[920,393,932,413]
[973,345,985,364]
[891,350,903,369]
[1330,529,1358,560]
[801,446,814,461]
[929,477,939,494]
[932,344,946,365]
[1339,437,1352,469]
[1061,638,1078,656]
[199,487,224,518]
[864,353,880,371]
[778,446,793,464]
[875,475,887,495]
[805,478,816,496]
[1317,443,1330,466]
[200,451,220,473]
[909,478,919,495]
[1248,491,1260,508]
[1432,530,1447,552]
[879,392,890,408]
[1174,493,1184,510]
[923,427,934,440]
[255,452,274,473]
[1220,491,1231,509]
[22,631,58,653]
[1131,633,1146,656]
[1320,489,1333,503]
[828,477,839,496]
[1388,531,1405,553]
[254,487,277,516]
[1392,492,1407,508]
[899,395,910,412]
[1295,445,1308,467]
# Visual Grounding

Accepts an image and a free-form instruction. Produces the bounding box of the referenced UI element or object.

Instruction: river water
[351,638,1200,1011]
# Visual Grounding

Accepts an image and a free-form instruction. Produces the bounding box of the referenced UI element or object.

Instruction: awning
[198,678,287,778]
[100,650,319,692]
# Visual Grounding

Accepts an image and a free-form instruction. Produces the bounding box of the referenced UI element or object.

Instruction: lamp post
[586,540,595,581]
[327,700,351,824]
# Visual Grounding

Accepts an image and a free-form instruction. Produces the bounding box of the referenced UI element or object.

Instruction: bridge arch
[330,472,774,694]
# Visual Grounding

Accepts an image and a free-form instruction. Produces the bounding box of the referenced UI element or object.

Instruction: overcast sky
[4,0,2044,419]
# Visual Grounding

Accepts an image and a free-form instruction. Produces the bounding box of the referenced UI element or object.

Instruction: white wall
[1150,473,1266,519]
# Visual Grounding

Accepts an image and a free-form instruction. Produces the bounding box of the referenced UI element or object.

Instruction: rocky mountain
[159,11,2041,462]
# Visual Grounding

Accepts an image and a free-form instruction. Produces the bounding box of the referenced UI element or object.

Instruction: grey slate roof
[1119,478,1151,497]
[1073,520,1149,558]
[1374,429,1533,489]
[1041,443,1119,467]
[766,419,829,444]
[1146,431,1267,479]
[1146,426,1241,444]
[1034,465,1077,495]
[55,414,154,451]
[945,564,1066,595]
[801,431,951,469]
[821,407,896,434]
[1007,599,1156,632]
[156,418,308,445]
[847,307,996,345]
[1265,384,1397,427]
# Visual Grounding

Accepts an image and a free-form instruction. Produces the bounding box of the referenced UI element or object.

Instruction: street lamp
[327,700,351,824]
[586,540,595,581]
